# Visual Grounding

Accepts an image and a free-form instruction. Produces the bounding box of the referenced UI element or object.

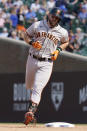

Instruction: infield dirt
[0,123,87,131]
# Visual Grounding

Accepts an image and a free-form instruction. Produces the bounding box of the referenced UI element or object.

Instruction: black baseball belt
[29,53,52,62]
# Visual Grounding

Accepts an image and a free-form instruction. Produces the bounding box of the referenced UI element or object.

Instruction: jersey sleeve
[26,22,36,37]
[60,30,69,43]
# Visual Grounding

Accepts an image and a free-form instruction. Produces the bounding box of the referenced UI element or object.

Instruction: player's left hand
[51,50,59,61]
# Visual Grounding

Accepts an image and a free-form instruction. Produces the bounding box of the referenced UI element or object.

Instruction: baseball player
[23,7,69,125]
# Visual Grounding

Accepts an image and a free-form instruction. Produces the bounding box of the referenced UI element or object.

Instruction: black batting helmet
[50,7,62,20]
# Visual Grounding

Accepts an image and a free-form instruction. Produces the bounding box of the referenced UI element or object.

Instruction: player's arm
[51,30,69,61]
[23,22,42,50]
[23,23,35,44]
[24,31,32,44]
[51,41,69,61]
[59,40,69,51]
[24,31,42,50]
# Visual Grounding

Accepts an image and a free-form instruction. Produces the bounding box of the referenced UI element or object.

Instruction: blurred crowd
[0,0,87,55]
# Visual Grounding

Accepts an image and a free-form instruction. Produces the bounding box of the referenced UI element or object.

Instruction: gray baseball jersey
[26,19,68,58]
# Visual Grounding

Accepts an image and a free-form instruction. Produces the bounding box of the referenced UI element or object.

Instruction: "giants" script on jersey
[36,32,58,45]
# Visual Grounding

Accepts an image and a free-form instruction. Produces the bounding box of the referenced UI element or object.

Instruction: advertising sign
[0,72,87,123]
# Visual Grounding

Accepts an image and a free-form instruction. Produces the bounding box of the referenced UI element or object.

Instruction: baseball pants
[25,54,53,104]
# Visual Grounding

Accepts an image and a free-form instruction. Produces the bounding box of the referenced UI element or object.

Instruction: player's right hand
[51,50,59,61]
[32,41,42,50]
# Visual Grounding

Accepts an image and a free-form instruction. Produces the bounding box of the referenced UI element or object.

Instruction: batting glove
[51,47,62,61]
[29,41,42,50]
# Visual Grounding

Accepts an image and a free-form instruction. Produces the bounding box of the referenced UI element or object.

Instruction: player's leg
[24,100,37,125]
[31,61,53,104]
[25,54,37,89]
[24,60,53,125]
[24,55,38,125]
[24,56,41,125]
[24,61,53,125]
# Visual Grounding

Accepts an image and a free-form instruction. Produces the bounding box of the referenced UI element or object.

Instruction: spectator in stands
[13,0,23,8]
[10,8,18,29]
[9,30,19,40]
[59,4,69,26]
[75,27,87,49]
[38,0,47,15]
[1,8,9,20]
[30,0,41,13]
[17,6,26,32]
[25,7,37,26]
[47,0,55,10]
[40,0,47,11]
[78,6,87,22]
[55,0,67,7]
[66,30,78,52]
[0,11,5,32]
[66,0,78,5]
[82,0,87,11]
[25,7,36,20]
[0,27,8,37]
[79,19,87,33]
[4,0,13,10]
[23,5,29,15]
[4,16,12,31]
[0,0,7,4]
[65,0,79,14]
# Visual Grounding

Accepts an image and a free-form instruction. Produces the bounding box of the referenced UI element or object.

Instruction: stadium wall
[0,38,87,123]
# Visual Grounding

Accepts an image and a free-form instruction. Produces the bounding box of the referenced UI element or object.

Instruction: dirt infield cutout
[0,123,87,131]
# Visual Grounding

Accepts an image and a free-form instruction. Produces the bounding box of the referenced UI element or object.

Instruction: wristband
[29,39,34,45]
[57,47,62,52]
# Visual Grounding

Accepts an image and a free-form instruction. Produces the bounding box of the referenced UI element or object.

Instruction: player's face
[48,14,59,28]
